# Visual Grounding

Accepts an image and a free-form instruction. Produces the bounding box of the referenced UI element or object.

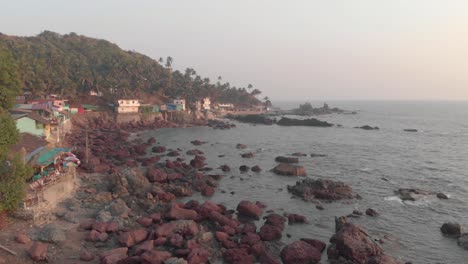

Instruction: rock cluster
[287,178,360,201]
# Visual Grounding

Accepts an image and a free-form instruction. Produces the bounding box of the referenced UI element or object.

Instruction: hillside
[0,31,262,107]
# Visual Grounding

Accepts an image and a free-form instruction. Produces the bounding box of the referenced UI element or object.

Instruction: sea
[150,101,468,264]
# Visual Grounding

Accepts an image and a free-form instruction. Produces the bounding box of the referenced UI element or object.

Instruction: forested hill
[0,31,263,107]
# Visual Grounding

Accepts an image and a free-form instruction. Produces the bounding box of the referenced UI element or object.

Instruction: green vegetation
[0,44,32,212]
[0,31,262,107]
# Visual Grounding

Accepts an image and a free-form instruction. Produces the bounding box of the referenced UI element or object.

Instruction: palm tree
[247,84,253,90]
[165,56,173,68]
[158,57,164,64]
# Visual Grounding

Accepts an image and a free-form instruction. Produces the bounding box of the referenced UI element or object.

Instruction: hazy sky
[2,0,468,101]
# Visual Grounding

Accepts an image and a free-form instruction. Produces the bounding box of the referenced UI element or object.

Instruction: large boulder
[287,178,359,201]
[118,229,148,247]
[275,156,299,163]
[280,240,322,264]
[37,223,66,244]
[167,204,198,220]
[237,200,263,219]
[272,163,306,176]
[441,223,463,237]
[395,188,435,201]
[100,247,129,264]
[156,220,199,237]
[146,167,168,183]
[28,242,48,261]
[327,218,398,264]
[259,224,283,241]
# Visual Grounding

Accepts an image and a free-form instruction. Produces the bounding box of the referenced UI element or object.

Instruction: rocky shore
[0,113,408,264]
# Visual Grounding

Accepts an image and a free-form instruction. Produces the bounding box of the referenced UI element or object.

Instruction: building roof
[10,133,49,156]
[25,112,52,125]
[29,147,71,167]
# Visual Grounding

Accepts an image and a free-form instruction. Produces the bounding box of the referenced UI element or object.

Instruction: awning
[29,147,71,167]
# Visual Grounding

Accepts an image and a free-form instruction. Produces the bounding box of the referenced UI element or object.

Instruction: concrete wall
[16,117,47,137]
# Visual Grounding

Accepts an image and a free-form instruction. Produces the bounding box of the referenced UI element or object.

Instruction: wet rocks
[80,250,95,262]
[275,156,299,163]
[280,240,322,264]
[251,165,262,172]
[28,242,48,261]
[241,152,255,158]
[186,149,204,156]
[167,204,198,220]
[167,150,181,157]
[146,167,168,183]
[437,193,449,199]
[190,140,206,146]
[220,165,231,172]
[152,146,167,153]
[327,216,398,264]
[259,213,286,241]
[236,143,248,149]
[291,152,307,157]
[441,223,463,237]
[237,201,263,219]
[395,188,435,201]
[272,163,306,176]
[404,129,418,132]
[288,214,309,224]
[277,117,333,127]
[239,165,250,172]
[356,125,379,130]
[100,247,128,264]
[287,178,359,201]
[310,153,327,157]
[365,208,379,217]
[458,234,468,250]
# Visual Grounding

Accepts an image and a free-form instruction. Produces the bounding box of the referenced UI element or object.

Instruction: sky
[1,0,468,101]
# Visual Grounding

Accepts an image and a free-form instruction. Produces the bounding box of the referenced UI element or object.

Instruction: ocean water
[151,101,468,264]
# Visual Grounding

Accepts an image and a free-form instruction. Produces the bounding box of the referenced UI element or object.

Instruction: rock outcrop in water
[277,117,333,127]
[327,216,400,264]
[441,222,463,237]
[226,114,274,125]
[287,178,360,201]
[355,125,379,130]
[395,188,435,201]
[275,156,299,163]
[272,163,307,176]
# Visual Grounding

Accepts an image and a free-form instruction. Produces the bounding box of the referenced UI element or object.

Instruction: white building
[116,99,140,113]
[196,97,211,111]
[173,99,186,111]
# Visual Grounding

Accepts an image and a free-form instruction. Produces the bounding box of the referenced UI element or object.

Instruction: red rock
[288,214,309,224]
[140,250,172,264]
[220,225,236,235]
[149,213,162,223]
[215,231,230,241]
[264,213,286,229]
[28,242,48,261]
[92,222,108,233]
[156,220,199,237]
[98,232,109,242]
[15,233,31,244]
[86,230,102,242]
[154,237,167,246]
[168,233,185,248]
[259,253,281,264]
[118,229,148,247]
[146,167,167,183]
[80,250,95,262]
[241,233,261,246]
[251,241,266,257]
[280,240,322,264]
[242,222,257,234]
[251,165,262,172]
[120,256,142,264]
[106,222,119,232]
[167,204,198,220]
[187,247,210,264]
[100,247,128,264]
[137,217,154,227]
[201,186,215,196]
[259,224,283,241]
[223,248,254,264]
[272,163,306,176]
[79,219,95,230]
[135,240,155,255]
[237,200,263,219]
[158,192,176,202]
[301,238,327,252]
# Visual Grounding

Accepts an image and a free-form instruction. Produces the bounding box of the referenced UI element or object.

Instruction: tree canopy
[0,31,263,107]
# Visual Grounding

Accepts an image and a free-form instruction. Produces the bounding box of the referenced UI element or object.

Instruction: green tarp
[32,147,71,167]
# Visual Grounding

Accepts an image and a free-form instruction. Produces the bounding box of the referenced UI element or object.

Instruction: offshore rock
[272,163,306,176]
[287,178,359,201]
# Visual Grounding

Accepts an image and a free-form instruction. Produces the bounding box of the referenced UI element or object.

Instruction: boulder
[365,208,379,217]
[28,242,48,261]
[147,167,168,183]
[277,117,333,127]
[118,229,148,247]
[156,220,199,237]
[80,250,95,262]
[259,224,283,241]
[288,214,309,224]
[236,144,248,149]
[291,152,307,157]
[441,223,463,237]
[239,165,250,172]
[241,152,255,158]
[280,240,322,264]
[275,156,299,163]
[220,165,231,172]
[300,238,327,252]
[37,223,66,244]
[437,193,449,199]
[15,233,31,244]
[458,234,468,250]
[223,248,255,264]
[251,165,262,172]
[287,178,359,201]
[272,163,306,176]
[237,200,263,219]
[100,248,129,264]
[141,250,172,264]
[396,188,435,201]
[167,204,198,220]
